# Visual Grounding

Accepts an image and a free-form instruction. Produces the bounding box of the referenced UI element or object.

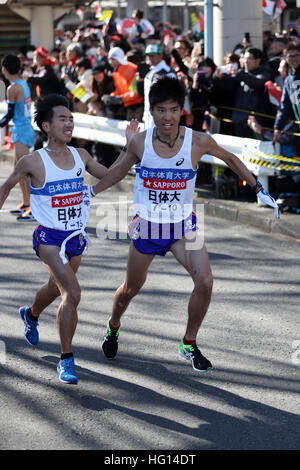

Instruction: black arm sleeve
[171,48,189,76]
[0,102,15,127]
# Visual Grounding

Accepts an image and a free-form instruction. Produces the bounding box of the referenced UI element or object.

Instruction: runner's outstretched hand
[257,187,280,219]
[126,119,141,143]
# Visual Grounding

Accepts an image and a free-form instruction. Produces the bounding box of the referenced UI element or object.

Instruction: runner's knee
[123,282,143,299]
[62,288,81,308]
[194,273,213,295]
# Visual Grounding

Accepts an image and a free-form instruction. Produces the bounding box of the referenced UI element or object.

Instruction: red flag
[198,13,205,32]
[265,81,282,107]
[122,18,135,36]
[76,8,84,21]
[94,5,101,18]
[262,0,275,16]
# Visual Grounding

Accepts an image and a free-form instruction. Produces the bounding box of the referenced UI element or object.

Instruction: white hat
[108,47,128,65]
[86,47,98,57]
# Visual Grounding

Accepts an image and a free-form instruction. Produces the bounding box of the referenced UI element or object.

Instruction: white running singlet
[30,146,88,231]
[133,126,197,223]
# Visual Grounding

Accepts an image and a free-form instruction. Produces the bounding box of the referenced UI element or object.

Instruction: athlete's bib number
[24,96,31,118]
[152,202,179,212]
[57,206,84,231]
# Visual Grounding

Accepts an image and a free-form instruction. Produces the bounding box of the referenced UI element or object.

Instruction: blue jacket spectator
[274,43,300,154]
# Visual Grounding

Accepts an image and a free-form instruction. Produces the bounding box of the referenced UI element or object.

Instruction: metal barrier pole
[204,0,214,58]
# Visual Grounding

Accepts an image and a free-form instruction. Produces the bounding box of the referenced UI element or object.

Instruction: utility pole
[204,0,214,58]
[184,0,189,33]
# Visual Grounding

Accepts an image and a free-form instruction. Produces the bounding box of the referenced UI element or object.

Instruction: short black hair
[175,39,192,53]
[263,30,273,41]
[133,9,144,19]
[289,29,299,38]
[198,56,216,73]
[76,58,92,70]
[245,47,263,60]
[149,77,185,110]
[285,42,300,54]
[2,54,20,74]
[34,94,70,136]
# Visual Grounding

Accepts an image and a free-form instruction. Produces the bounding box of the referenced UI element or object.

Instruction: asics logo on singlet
[176,158,184,166]
[77,168,82,176]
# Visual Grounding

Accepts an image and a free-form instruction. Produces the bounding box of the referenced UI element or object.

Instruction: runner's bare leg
[37,245,82,353]
[170,235,213,340]
[110,242,155,328]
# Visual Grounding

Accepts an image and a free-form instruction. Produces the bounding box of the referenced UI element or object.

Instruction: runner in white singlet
[91,77,279,373]
[0,93,139,384]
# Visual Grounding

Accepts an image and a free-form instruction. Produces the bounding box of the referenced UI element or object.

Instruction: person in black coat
[26,47,61,99]
[213,47,273,138]
[189,56,216,131]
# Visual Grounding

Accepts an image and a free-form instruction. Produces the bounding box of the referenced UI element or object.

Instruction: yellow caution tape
[254,149,300,164]
[250,150,300,172]
[191,105,300,135]
[249,158,300,172]
[259,125,300,137]
[217,105,275,120]
[215,104,300,124]
[191,106,300,166]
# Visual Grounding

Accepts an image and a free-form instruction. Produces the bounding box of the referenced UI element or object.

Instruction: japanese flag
[94,3,101,19]
[262,0,275,15]
[265,80,282,107]
[273,0,287,20]
[76,8,84,21]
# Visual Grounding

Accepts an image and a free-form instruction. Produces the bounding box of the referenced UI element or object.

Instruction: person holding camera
[189,56,216,131]
[213,47,273,138]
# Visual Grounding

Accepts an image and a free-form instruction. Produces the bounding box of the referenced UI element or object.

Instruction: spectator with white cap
[101,46,143,121]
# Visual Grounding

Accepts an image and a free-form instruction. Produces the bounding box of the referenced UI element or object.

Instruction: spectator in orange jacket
[102,47,143,121]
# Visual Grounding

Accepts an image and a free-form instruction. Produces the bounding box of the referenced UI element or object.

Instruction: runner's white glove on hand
[257,188,280,219]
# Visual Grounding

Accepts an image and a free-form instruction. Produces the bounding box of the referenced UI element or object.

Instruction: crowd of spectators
[2,8,300,197]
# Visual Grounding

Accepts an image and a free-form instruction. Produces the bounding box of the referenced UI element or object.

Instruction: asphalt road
[0,161,299,451]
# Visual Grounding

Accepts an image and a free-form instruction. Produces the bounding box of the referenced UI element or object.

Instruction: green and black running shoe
[179,338,213,372]
[102,318,120,359]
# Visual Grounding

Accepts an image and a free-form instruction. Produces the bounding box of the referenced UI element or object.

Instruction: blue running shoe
[57,357,78,384]
[19,306,39,346]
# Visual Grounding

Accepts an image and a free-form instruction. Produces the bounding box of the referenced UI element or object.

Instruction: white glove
[257,188,280,219]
